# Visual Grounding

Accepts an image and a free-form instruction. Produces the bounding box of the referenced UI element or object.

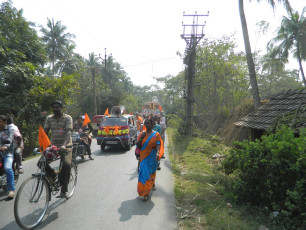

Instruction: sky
[8,0,306,86]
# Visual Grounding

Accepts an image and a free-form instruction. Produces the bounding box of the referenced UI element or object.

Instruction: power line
[123,56,178,68]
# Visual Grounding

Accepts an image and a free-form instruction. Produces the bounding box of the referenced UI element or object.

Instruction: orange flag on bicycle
[83,113,91,127]
[38,125,50,151]
[104,108,109,116]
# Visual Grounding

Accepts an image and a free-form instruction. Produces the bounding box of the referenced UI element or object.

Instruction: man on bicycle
[44,100,73,198]
[0,115,15,199]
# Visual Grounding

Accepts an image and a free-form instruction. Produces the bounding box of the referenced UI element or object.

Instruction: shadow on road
[1,195,66,230]
[118,197,155,222]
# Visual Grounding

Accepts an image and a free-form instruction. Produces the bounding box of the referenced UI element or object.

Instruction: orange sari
[137,131,164,196]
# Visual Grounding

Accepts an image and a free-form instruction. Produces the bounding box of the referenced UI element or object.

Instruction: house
[234,89,306,140]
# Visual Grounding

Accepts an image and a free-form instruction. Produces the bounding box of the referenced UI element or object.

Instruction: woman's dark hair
[0,115,7,122]
[7,116,13,125]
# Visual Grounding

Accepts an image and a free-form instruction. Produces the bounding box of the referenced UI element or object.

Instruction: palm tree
[268,10,306,86]
[87,53,99,115]
[238,0,292,108]
[40,18,76,77]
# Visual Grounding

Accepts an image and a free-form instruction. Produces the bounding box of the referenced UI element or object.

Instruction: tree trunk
[239,0,261,108]
[296,47,306,86]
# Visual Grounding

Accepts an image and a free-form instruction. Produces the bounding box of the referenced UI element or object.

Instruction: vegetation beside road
[167,116,305,230]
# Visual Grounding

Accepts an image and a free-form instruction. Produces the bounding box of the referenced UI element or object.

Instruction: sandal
[143,195,149,201]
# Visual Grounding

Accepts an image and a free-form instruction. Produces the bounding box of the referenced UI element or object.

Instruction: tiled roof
[234,89,306,130]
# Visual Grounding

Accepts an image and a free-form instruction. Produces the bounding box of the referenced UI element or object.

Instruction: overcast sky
[9,0,306,86]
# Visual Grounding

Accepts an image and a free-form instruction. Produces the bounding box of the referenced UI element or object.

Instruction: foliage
[222,126,306,229]
[268,9,306,86]
[195,35,250,117]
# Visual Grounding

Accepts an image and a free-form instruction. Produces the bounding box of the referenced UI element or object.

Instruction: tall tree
[238,0,292,108]
[87,53,99,115]
[268,10,306,86]
[40,18,75,77]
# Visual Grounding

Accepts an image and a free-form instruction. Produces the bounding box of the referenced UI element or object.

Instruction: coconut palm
[40,18,76,77]
[239,0,292,108]
[87,53,99,115]
[268,10,306,86]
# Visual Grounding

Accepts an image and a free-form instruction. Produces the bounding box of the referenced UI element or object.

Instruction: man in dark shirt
[44,100,73,198]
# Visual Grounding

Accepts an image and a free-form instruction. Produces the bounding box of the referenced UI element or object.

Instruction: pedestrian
[160,116,166,158]
[135,112,143,137]
[136,118,163,201]
[0,115,15,199]
[152,116,162,169]
[7,116,24,174]
[43,100,73,198]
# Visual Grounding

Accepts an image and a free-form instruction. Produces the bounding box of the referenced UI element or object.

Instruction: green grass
[167,127,274,230]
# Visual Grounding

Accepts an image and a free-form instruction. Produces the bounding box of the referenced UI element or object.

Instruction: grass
[167,127,274,230]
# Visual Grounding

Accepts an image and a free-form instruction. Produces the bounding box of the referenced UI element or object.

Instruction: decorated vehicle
[96,107,137,151]
[142,101,163,117]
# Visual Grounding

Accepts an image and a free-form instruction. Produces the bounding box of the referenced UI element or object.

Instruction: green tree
[268,9,306,86]
[40,18,76,77]
[238,0,292,108]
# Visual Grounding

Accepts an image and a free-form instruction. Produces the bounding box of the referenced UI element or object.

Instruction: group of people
[0,100,94,200]
[0,115,24,199]
[135,112,167,201]
[1,100,167,201]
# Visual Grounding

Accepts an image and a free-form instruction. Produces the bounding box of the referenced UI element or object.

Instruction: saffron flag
[114,125,119,135]
[159,105,163,111]
[38,125,51,151]
[104,108,109,116]
[104,125,110,134]
[83,113,91,127]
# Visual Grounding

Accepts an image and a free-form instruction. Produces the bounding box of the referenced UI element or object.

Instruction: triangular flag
[159,105,163,111]
[83,113,91,127]
[130,112,133,115]
[114,125,119,135]
[104,125,110,134]
[104,108,109,116]
[38,125,51,151]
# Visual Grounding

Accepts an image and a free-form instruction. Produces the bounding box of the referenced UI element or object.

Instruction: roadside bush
[222,126,306,229]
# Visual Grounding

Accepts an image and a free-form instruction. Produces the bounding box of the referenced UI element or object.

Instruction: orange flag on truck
[83,113,91,127]
[38,125,51,151]
[104,108,109,116]
[104,125,110,134]
[114,125,119,135]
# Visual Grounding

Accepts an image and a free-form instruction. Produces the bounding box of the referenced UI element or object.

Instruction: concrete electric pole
[181,11,209,134]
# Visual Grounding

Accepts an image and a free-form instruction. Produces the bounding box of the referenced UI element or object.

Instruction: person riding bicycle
[0,115,15,199]
[7,116,24,174]
[43,100,73,198]
[73,115,94,160]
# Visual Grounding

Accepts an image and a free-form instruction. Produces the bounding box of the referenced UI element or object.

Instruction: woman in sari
[137,118,164,201]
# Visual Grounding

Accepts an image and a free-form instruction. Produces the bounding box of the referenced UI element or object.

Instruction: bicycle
[13,145,78,229]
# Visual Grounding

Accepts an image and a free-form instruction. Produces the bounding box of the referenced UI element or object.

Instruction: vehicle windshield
[101,117,127,127]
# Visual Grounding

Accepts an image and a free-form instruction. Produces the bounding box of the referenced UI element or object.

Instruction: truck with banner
[141,101,163,117]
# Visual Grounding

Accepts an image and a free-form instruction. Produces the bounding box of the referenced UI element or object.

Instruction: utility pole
[99,48,112,86]
[181,11,208,134]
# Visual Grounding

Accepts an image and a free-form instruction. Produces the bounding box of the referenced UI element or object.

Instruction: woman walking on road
[136,118,164,201]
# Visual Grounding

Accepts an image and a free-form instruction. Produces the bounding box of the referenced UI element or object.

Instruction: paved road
[0,135,177,230]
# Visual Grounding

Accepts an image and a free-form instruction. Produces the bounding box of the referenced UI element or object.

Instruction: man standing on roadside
[44,100,73,198]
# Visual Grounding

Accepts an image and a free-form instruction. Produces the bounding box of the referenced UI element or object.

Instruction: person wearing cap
[43,100,73,198]
[73,115,94,160]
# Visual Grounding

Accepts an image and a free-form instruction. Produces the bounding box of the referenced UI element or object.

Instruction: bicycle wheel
[14,175,50,230]
[66,160,77,198]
